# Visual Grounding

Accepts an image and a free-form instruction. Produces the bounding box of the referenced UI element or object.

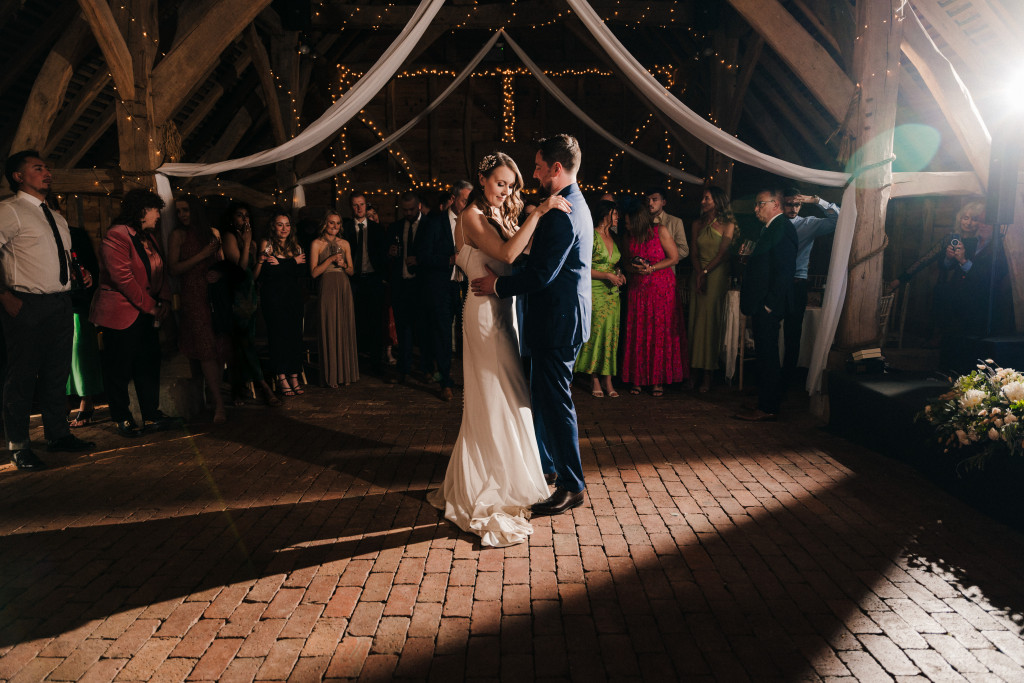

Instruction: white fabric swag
[156,0,445,178]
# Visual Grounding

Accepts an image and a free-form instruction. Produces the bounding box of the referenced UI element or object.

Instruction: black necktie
[41,204,68,285]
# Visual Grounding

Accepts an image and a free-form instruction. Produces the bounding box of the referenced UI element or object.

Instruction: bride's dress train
[427,244,549,547]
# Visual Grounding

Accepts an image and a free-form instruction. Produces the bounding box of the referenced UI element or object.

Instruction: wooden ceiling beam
[10,16,92,155]
[152,0,274,122]
[900,6,990,185]
[724,0,854,122]
[49,167,123,195]
[44,71,113,158]
[75,0,135,100]
[0,2,79,98]
[58,103,116,168]
[246,24,289,146]
[907,0,1008,82]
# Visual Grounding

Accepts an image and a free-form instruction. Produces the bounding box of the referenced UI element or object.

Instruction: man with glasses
[735,189,797,422]
[781,188,840,385]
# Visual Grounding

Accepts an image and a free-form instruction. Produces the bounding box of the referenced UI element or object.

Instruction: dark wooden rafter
[152,0,274,122]
[740,92,805,162]
[724,0,854,123]
[10,16,93,154]
[75,0,135,100]
[43,67,112,158]
[246,23,289,146]
[0,2,80,99]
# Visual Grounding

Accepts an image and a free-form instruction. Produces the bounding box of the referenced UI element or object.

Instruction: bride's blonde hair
[470,152,524,241]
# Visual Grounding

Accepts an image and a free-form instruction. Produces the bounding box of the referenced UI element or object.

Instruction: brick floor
[1,374,1023,681]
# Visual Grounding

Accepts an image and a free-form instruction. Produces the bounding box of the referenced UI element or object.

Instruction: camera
[949,234,961,248]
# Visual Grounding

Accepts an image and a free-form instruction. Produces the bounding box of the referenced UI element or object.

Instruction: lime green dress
[574,231,621,375]
[688,220,730,370]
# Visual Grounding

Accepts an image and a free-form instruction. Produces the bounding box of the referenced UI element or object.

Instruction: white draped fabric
[291,31,505,208]
[500,32,704,186]
[156,0,445,178]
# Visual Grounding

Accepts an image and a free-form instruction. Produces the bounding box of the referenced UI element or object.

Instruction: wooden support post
[115,0,160,191]
[835,0,904,348]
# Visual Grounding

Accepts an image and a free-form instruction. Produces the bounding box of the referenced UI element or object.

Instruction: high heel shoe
[277,374,295,396]
[289,374,305,395]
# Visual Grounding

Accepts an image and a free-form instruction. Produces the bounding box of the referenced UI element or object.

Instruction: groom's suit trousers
[531,345,584,494]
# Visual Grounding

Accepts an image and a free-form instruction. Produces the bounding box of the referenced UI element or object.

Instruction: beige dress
[318,241,359,385]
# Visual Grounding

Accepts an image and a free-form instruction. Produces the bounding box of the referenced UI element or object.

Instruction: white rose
[992,407,1002,415]
[956,429,969,445]
[994,418,1004,428]
[1002,382,1024,403]
[1006,413,1018,424]
[960,389,987,409]
[968,429,980,442]
[989,428,1000,440]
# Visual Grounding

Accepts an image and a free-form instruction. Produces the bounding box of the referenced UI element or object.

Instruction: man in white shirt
[0,151,94,470]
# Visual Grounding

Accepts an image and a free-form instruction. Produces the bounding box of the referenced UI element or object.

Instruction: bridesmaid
[621,200,684,397]
[574,200,625,397]
[310,210,359,387]
[254,209,307,396]
[688,186,736,393]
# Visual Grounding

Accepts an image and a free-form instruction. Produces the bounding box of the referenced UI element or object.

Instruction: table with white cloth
[722,289,821,386]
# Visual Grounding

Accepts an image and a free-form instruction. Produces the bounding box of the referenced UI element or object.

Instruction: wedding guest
[254,209,307,396]
[220,202,280,407]
[622,200,684,397]
[574,200,624,397]
[688,186,736,393]
[386,191,425,383]
[90,189,179,437]
[168,195,228,424]
[310,210,358,387]
[64,205,103,427]
[781,187,840,382]
[342,192,388,371]
[735,189,797,422]
[647,187,690,380]
[1,152,94,470]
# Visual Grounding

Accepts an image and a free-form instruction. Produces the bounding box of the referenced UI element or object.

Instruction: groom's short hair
[537,134,581,173]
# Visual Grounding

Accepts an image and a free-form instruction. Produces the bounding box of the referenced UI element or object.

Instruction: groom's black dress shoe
[544,472,557,485]
[531,488,585,516]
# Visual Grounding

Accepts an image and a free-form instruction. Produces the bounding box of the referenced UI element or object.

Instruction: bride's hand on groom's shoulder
[539,195,572,216]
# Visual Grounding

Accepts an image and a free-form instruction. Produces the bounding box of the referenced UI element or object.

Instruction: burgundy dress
[178,229,228,362]
[622,233,688,386]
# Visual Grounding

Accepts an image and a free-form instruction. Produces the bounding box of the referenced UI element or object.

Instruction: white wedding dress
[427,243,550,547]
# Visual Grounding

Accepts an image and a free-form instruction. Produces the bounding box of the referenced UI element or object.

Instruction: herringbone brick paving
[1,375,1022,681]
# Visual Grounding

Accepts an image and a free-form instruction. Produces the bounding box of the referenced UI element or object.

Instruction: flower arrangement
[920,360,1024,472]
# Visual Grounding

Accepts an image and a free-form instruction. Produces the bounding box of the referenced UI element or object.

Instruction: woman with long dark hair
[90,189,178,436]
[220,202,280,406]
[168,195,228,423]
[254,209,307,396]
[688,186,736,393]
[621,199,684,396]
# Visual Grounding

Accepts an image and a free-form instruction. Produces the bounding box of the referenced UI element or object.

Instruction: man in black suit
[386,191,424,383]
[736,188,797,422]
[415,188,463,401]
[342,191,387,372]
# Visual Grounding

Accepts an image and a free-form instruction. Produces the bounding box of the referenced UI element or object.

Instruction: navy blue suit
[495,183,593,493]
[414,209,458,388]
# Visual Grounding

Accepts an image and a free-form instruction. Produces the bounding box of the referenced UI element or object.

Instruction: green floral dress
[574,231,621,375]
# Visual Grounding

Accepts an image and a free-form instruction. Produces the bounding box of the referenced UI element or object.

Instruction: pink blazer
[89,224,170,330]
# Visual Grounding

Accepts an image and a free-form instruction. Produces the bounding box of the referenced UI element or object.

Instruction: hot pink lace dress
[622,233,687,386]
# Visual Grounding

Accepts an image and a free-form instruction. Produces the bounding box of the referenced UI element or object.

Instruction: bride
[427,152,571,547]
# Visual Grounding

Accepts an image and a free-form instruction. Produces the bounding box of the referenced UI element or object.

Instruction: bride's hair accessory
[478,154,501,175]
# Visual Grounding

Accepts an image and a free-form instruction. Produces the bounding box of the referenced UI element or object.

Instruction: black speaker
[986,124,1022,225]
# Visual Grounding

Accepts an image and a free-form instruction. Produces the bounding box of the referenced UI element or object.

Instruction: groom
[471,134,593,515]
